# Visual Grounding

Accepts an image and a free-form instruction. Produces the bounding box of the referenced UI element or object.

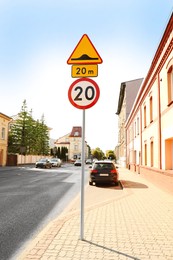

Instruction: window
[74,145,78,150]
[137,117,139,135]
[74,131,79,136]
[150,141,154,167]
[134,121,136,137]
[150,96,153,123]
[167,65,173,105]
[144,143,147,165]
[1,127,5,139]
[144,105,147,128]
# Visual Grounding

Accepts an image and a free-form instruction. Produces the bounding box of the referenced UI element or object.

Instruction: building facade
[125,13,173,187]
[55,126,88,161]
[115,78,143,167]
[0,113,11,166]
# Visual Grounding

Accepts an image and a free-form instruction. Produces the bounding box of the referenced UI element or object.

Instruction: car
[89,160,119,186]
[50,158,62,167]
[85,159,92,164]
[35,158,52,169]
[74,159,82,166]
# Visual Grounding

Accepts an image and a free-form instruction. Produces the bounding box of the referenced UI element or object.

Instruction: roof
[56,142,70,145]
[125,12,173,127]
[116,78,143,116]
[69,126,82,137]
[0,112,12,121]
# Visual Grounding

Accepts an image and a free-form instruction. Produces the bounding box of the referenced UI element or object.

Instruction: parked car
[74,159,82,166]
[85,159,92,164]
[50,158,62,167]
[89,160,119,186]
[35,158,52,169]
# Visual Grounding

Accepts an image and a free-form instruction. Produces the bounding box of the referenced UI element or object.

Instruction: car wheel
[89,181,93,185]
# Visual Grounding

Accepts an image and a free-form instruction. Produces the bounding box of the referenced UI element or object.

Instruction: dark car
[89,160,119,186]
[35,158,52,169]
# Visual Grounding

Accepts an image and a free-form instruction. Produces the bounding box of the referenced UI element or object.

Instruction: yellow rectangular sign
[71,64,98,78]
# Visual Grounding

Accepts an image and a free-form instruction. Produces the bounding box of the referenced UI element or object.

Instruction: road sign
[71,64,98,78]
[68,78,100,109]
[67,34,103,65]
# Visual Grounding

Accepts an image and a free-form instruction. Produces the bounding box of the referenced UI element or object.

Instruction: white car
[74,159,82,166]
[50,158,62,167]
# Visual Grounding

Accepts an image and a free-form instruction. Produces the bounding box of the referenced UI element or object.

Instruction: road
[0,163,89,260]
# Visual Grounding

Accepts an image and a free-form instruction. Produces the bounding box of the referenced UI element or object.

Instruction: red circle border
[68,78,100,110]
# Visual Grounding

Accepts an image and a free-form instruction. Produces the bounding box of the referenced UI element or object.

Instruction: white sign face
[68,78,100,110]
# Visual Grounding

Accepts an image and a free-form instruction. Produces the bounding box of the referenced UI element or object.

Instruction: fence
[7,154,51,166]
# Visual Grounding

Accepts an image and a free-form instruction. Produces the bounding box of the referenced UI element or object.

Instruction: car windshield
[40,159,47,161]
[94,163,115,170]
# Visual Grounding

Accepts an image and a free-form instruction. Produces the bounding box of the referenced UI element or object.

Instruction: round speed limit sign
[68,78,100,109]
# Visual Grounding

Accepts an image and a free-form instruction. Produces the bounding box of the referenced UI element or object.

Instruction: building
[54,126,88,161]
[0,112,11,166]
[115,78,143,166]
[125,13,173,188]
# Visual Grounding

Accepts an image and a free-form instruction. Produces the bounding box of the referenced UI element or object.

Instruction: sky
[0,0,172,153]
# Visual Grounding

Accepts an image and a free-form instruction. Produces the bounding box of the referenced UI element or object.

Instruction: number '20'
[74,86,95,101]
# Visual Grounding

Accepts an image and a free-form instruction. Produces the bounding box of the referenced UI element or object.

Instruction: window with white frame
[167,65,173,105]
[137,117,139,135]
[150,96,153,123]
[74,131,79,136]
[1,127,5,139]
[144,105,147,128]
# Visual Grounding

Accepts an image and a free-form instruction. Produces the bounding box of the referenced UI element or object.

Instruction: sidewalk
[18,167,173,260]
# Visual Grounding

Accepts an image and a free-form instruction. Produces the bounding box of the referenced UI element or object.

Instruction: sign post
[67,34,102,240]
[81,109,85,239]
[68,77,100,240]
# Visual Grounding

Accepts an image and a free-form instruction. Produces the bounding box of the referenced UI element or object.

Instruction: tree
[87,145,91,158]
[8,100,50,155]
[8,100,33,154]
[36,114,50,155]
[60,147,68,161]
[91,147,105,160]
[106,150,116,160]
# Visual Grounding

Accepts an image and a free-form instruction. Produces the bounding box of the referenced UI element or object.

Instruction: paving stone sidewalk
[18,167,173,260]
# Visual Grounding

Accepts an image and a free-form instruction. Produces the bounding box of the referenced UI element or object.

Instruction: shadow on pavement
[83,239,140,260]
[120,180,148,189]
[94,181,123,190]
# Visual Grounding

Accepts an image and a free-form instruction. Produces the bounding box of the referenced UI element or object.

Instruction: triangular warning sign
[67,34,103,65]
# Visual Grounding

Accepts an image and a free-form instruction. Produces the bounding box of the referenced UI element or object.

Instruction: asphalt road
[0,163,88,260]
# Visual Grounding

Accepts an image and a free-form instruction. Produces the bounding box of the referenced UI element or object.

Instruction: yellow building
[0,112,11,166]
[55,126,88,161]
[125,13,173,187]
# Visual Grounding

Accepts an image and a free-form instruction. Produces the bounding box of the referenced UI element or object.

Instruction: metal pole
[80,109,85,240]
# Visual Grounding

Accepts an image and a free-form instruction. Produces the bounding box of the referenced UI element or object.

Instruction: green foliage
[106,150,116,160]
[50,146,68,161]
[91,147,105,160]
[61,147,68,161]
[8,100,50,155]
[87,145,91,158]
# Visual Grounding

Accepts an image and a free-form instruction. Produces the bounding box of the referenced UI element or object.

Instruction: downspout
[157,73,162,169]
